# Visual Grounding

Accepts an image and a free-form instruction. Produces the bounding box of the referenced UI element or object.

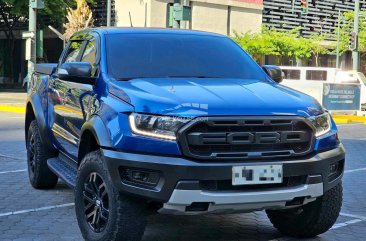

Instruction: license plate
[232,165,283,186]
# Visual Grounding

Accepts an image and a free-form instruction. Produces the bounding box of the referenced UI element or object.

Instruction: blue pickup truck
[26,28,345,241]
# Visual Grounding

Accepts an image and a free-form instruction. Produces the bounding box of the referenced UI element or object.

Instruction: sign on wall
[322,83,361,111]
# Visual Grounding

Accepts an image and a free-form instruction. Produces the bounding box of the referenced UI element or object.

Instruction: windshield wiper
[117,77,146,81]
[117,76,219,80]
[166,75,218,78]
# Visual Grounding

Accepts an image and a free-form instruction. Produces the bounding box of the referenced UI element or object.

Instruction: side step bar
[47,155,78,188]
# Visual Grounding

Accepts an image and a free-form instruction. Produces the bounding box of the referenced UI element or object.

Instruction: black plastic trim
[307,175,323,185]
[102,145,345,203]
[176,181,200,190]
[47,154,78,188]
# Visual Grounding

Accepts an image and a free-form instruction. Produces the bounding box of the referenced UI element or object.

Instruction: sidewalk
[0,92,27,113]
[0,92,365,124]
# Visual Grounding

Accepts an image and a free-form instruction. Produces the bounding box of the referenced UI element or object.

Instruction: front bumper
[160,181,323,214]
[102,145,345,213]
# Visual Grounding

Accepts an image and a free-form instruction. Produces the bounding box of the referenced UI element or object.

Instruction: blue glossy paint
[109,78,324,117]
[26,73,55,150]
[26,28,339,159]
[314,118,340,152]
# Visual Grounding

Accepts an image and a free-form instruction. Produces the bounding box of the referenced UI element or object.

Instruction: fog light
[132,171,149,182]
[329,163,339,177]
[121,168,160,187]
[328,160,344,182]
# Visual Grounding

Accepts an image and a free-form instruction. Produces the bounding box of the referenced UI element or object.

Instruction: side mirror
[57,62,95,85]
[262,65,283,84]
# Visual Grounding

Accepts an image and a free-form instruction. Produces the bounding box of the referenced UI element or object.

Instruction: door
[49,38,97,159]
[62,38,98,158]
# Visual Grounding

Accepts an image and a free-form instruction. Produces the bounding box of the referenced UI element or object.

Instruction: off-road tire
[75,150,147,241]
[26,120,58,189]
[266,182,342,238]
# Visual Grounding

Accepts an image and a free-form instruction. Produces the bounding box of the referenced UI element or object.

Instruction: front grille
[178,117,315,160]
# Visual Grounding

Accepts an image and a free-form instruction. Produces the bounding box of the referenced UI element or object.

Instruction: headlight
[309,113,332,137]
[129,113,190,141]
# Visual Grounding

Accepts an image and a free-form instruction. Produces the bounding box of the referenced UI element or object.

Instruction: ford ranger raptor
[26,28,344,241]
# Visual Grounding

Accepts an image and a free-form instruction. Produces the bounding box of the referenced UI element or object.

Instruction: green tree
[338,11,366,54]
[0,0,28,81]
[0,0,94,82]
[308,34,329,67]
[64,0,94,40]
[234,26,330,66]
[293,36,313,65]
[262,26,299,64]
[233,30,276,63]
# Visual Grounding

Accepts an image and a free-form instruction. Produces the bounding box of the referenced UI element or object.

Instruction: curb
[332,115,366,125]
[0,106,26,114]
[333,118,352,124]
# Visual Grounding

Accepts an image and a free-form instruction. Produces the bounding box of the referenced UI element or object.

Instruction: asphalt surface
[0,111,366,241]
[0,92,27,107]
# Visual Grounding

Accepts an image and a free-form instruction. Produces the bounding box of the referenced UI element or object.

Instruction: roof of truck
[71,27,225,40]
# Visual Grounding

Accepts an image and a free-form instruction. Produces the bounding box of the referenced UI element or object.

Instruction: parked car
[26,28,345,241]
[280,66,366,110]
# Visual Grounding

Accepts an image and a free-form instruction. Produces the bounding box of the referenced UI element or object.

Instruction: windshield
[358,72,366,85]
[106,33,266,80]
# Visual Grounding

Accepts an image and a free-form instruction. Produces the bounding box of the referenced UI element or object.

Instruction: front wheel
[75,150,147,241]
[266,182,343,238]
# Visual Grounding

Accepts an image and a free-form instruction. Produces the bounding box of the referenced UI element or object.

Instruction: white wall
[230,6,262,35]
[191,1,228,35]
[114,0,151,27]
[150,0,170,27]
[114,0,263,35]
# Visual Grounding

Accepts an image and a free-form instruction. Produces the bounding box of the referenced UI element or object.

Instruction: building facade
[114,0,263,35]
[262,0,366,69]
[263,0,364,38]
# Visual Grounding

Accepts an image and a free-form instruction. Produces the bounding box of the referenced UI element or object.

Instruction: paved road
[0,92,26,107]
[0,111,365,241]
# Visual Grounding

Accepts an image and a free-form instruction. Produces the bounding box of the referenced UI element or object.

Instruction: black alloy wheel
[76,150,147,241]
[27,131,36,177]
[83,172,110,233]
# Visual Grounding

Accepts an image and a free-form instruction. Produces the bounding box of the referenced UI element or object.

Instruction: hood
[109,78,323,118]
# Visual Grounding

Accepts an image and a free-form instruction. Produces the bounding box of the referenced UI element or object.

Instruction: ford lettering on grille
[188,131,309,145]
[178,117,315,160]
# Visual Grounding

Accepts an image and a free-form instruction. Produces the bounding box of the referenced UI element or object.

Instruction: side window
[282,69,300,80]
[306,70,328,81]
[81,40,97,66]
[63,41,84,63]
[81,39,98,76]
